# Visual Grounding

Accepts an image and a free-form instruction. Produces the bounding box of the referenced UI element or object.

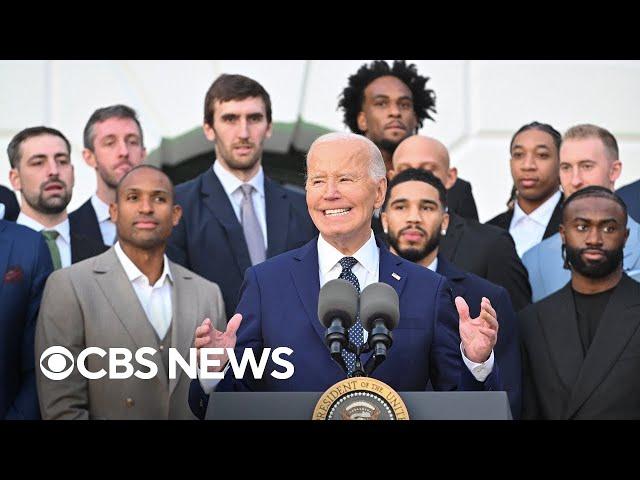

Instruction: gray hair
[306,131,386,181]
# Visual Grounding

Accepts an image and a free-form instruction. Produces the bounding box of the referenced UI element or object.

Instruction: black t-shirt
[572,285,617,355]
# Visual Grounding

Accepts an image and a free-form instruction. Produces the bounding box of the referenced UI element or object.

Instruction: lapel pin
[391,273,401,281]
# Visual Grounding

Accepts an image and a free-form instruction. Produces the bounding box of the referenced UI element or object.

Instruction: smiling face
[305,138,386,253]
[10,133,74,215]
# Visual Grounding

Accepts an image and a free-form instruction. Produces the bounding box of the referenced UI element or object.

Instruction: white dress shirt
[114,242,173,340]
[0,203,5,220]
[213,161,268,249]
[17,213,72,268]
[91,194,116,246]
[509,190,562,258]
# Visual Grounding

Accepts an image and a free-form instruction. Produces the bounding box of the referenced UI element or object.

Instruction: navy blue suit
[189,237,502,419]
[167,167,317,319]
[617,179,640,223]
[437,255,521,418]
[0,220,53,419]
[68,198,104,246]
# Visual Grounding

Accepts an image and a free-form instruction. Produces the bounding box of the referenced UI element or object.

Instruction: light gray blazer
[35,247,226,420]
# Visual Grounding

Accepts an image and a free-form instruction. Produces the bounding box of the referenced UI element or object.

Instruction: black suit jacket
[486,195,563,241]
[69,198,104,246]
[446,177,478,221]
[440,213,532,312]
[167,167,317,319]
[0,185,20,222]
[520,274,640,419]
[617,179,640,223]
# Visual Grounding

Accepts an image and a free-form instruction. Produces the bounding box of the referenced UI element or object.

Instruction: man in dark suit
[0,185,20,221]
[380,168,521,417]
[0,219,53,419]
[69,104,147,247]
[487,122,563,257]
[521,186,640,419]
[392,135,532,311]
[7,126,107,269]
[617,179,640,223]
[338,60,478,220]
[167,74,316,319]
[189,132,501,419]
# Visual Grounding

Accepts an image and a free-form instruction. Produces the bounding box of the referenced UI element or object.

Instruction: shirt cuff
[460,343,494,382]
[199,362,231,395]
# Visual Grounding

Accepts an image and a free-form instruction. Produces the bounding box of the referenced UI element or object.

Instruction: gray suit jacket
[35,248,226,420]
[522,215,640,302]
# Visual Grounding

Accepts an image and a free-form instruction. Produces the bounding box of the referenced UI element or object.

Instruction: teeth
[325,208,350,216]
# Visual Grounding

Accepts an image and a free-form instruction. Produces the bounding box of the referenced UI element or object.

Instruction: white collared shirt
[91,194,116,246]
[213,161,268,249]
[425,256,438,272]
[509,189,561,257]
[17,213,72,268]
[0,203,5,220]
[114,241,173,340]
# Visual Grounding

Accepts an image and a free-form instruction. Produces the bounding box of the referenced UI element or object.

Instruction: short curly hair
[338,60,437,135]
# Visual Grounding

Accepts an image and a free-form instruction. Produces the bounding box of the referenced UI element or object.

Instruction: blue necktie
[338,257,364,375]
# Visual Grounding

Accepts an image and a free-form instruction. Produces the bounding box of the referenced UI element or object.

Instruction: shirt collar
[17,213,71,244]
[90,194,112,223]
[213,160,264,198]
[114,241,173,287]
[426,256,438,272]
[317,230,378,277]
[513,189,561,227]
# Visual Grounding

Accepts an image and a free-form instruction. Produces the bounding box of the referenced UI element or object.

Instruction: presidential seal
[312,377,409,420]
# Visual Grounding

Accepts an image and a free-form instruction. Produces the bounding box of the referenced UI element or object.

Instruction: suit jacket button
[159,345,164,351]
[126,397,135,408]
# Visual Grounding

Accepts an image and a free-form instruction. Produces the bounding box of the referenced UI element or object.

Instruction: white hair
[306,131,386,181]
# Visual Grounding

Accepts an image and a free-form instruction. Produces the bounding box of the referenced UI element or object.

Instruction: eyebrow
[572,217,619,224]
[124,188,170,195]
[390,197,439,207]
[27,152,69,161]
[512,144,551,150]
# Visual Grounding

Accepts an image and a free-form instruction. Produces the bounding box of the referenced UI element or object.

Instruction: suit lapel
[436,255,467,299]
[289,239,325,344]
[168,262,197,396]
[0,223,12,298]
[439,213,465,260]
[543,197,564,239]
[201,168,252,274]
[69,199,103,243]
[92,249,167,389]
[565,276,640,418]
[538,284,585,394]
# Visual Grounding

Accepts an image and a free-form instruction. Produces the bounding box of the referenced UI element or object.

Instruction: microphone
[359,282,399,375]
[317,279,359,372]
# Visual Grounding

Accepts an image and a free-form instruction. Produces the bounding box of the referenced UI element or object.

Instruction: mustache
[399,225,427,236]
[40,179,68,190]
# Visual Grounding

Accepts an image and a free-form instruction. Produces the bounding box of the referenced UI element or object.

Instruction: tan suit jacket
[35,247,226,420]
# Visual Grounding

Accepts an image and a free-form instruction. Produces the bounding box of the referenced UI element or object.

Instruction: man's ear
[203,123,216,142]
[357,111,367,133]
[82,148,97,169]
[109,202,118,223]
[446,167,458,190]
[9,168,21,191]
[172,204,183,227]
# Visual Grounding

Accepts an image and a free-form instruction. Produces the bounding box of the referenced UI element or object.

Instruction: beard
[23,181,72,215]
[97,161,133,189]
[386,225,441,263]
[564,244,624,278]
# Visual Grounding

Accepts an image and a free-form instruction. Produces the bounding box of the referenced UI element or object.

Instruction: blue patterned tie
[338,257,364,375]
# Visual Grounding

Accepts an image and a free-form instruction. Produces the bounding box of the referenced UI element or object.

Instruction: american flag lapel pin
[391,272,401,281]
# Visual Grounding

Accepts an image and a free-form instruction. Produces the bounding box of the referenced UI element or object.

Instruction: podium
[206,391,512,420]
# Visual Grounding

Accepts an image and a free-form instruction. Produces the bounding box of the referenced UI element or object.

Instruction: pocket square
[4,265,24,284]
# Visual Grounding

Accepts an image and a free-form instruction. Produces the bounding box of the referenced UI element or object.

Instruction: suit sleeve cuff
[198,362,231,395]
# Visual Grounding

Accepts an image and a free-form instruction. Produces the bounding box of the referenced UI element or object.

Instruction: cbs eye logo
[39,346,75,380]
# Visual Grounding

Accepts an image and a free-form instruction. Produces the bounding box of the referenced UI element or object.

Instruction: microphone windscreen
[317,278,358,329]
[359,282,400,332]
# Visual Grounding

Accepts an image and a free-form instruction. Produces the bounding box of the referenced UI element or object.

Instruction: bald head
[391,135,453,188]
